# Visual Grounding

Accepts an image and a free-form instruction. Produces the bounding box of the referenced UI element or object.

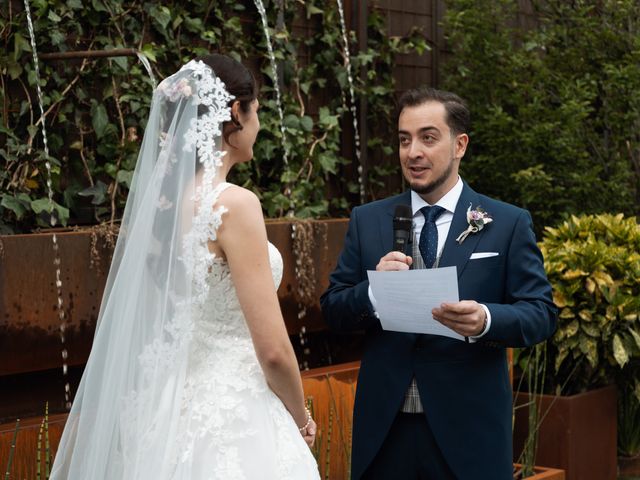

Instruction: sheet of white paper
[367,266,464,341]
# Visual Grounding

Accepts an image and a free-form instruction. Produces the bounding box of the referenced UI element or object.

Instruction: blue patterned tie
[419,205,446,268]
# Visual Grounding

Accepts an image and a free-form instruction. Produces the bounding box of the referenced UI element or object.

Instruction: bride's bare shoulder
[218,184,260,208]
[216,184,264,225]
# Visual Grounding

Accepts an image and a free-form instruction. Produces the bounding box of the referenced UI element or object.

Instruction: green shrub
[442,0,640,232]
[539,213,640,394]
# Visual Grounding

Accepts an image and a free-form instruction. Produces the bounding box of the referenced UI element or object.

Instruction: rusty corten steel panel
[0,231,112,376]
[267,219,349,335]
[513,385,617,480]
[0,219,349,377]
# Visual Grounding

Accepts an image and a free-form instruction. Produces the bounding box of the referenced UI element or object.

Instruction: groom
[321,87,557,479]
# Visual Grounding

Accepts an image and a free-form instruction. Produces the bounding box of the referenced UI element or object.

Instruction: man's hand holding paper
[431,300,487,338]
[367,249,458,340]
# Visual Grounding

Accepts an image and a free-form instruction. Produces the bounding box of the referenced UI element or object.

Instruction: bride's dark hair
[194,53,257,144]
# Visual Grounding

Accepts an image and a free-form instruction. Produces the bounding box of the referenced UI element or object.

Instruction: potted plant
[513,213,640,480]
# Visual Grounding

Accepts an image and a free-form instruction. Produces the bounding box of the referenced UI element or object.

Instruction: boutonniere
[456,203,493,244]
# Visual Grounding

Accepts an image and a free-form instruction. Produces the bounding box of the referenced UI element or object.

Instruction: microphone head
[393,204,413,231]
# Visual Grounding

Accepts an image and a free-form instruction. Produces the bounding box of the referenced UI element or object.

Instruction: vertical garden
[0,0,427,233]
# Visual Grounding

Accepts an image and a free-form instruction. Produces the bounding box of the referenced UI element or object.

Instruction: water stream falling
[136,52,157,90]
[336,0,365,205]
[252,0,293,214]
[252,0,313,368]
[23,0,71,409]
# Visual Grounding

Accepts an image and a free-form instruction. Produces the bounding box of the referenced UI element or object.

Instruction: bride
[50,54,320,479]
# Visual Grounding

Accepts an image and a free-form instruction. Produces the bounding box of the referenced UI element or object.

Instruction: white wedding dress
[122,182,320,480]
[52,61,320,479]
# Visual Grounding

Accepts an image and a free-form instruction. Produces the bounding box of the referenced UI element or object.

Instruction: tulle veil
[50,60,235,479]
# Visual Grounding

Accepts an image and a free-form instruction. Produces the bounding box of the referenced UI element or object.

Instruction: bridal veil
[51,60,235,479]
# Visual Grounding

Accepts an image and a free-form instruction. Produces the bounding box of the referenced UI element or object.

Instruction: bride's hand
[301,418,317,447]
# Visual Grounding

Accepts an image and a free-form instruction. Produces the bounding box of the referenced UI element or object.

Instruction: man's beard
[409,155,456,195]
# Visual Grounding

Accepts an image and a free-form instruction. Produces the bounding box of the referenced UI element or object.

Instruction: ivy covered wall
[0,0,427,232]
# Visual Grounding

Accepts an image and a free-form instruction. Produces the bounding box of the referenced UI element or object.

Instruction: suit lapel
[378,190,412,255]
[439,184,482,279]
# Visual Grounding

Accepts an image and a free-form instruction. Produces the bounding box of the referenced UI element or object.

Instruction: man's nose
[408,140,423,159]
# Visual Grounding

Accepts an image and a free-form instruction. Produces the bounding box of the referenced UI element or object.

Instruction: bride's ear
[230,100,242,126]
[223,100,243,149]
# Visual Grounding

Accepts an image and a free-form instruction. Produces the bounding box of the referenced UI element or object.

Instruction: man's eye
[423,136,435,143]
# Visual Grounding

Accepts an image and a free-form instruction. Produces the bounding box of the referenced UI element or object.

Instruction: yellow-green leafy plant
[539,213,640,395]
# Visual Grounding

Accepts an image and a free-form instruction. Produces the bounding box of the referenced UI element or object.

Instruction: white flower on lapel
[456,203,493,244]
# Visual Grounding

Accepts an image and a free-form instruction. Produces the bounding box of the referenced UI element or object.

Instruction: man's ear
[455,133,469,160]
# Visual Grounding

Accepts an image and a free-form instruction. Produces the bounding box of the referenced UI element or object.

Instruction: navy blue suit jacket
[320,183,557,480]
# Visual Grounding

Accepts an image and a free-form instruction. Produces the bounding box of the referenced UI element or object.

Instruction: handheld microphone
[392,204,413,253]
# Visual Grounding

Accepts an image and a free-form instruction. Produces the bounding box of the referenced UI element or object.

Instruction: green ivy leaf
[113,56,129,71]
[318,152,338,174]
[306,4,324,17]
[13,33,31,60]
[48,10,62,23]
[149,5,171,30]
[140,45,157,63]
[370,85,389,95]
[318,107,338,129]
[78,180,108,205]
[116,170,134,188]
[91,103,109,139]
[1,194,31,219]
[300,81,311,95]
[7,61,23,80]
[284,114,299,130]
[30,198,69,226]
[300,116,313,132]
[91,0,108,13]
[183,16,203,33]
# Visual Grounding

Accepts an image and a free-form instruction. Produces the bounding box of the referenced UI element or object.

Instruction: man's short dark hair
[397,87,470,136]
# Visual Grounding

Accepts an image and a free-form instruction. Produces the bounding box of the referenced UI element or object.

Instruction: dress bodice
[187,181,284,371]
[195,242,283,340]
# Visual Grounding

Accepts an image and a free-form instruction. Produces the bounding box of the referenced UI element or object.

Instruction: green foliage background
[539,214,640,395]
[0,0,427,232]
[442,0,640,232]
